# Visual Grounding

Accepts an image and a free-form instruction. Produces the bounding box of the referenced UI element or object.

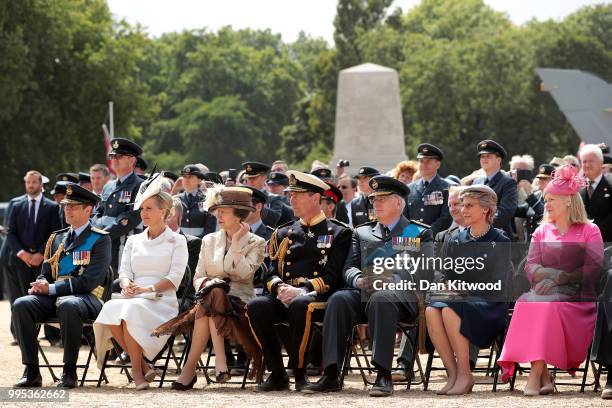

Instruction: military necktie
[423,180,429,190]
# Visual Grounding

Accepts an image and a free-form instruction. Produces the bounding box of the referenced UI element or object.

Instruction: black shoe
[57,367,77,389]
[301,373,341,394]
[117,351,130,363]
[14,366,42,388]
[369,371,393,397]
[255,372,290,392]
[293,369,309,392]
[171,375,197,391]
[391,362,413,382]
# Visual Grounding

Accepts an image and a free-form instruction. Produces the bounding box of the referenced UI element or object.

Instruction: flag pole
[109,101,114,138]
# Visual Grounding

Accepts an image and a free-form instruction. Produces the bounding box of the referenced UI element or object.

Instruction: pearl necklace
[469,225,491,240]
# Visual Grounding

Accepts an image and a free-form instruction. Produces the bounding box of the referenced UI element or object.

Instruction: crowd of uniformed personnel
[0,136,611,399]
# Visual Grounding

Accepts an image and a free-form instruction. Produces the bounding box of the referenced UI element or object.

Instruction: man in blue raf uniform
[472,140,517,240]
[242,161,293,227]
[244,186,274,241]
[247,171,352,392]
[92,138,143,273]
[353,166,380,226]
[177,164,216,238]
[12,184,111,389]
[405,144,452,235]
[302,176,434,397]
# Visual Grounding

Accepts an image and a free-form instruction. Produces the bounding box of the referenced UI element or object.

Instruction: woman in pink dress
[497,165,604,396]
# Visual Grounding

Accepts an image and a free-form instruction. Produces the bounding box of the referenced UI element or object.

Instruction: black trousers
[321,289,416,372]
[7,259,41,338]
[247,294,325,373]
[12,294,100,366]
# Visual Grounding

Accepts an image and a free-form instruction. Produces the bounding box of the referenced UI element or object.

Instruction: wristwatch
[148,285,156,293]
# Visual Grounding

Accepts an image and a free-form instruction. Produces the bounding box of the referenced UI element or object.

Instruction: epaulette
[53,227,70,234]
[329,218,351,229]
[274,219,296,230]
[354,220,377,229]
[265,225,275,232]
[91,227,109,235]
[410,219,431,229]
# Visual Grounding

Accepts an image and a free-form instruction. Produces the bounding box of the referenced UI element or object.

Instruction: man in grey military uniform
[303,176,433,397]
[12,184,111,388]
[92,138,143,274]
[242,161,292,227]
[472,140,518,240]
[176,164,216,238]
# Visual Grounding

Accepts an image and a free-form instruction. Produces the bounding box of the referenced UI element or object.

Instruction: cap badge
[480,143,487,148]
[360,168,364,174]
[66,186,73,196]
[62,176,67,181]
[371,180,378,189]
[423,148,429,153]
[112,140,119,149]
[289,174,298,186]
[184,168,191,173]
[246,165,252,172]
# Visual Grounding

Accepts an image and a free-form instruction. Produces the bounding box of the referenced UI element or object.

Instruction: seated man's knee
[247,296,274,318]
[12,295,35,314]
[57,298,83,318]
[287,295,311,316]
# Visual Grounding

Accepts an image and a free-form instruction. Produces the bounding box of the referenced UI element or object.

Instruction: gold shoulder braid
[43,233,65,281]
[268,229,290,276]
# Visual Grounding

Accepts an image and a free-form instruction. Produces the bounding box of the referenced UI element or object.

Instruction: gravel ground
[0,299,607,407]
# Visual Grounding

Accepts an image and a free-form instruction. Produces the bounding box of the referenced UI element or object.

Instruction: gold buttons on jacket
[286,261,292,266]
[313,271,319,276]
[286,273,290,277]
[286,250,291,255]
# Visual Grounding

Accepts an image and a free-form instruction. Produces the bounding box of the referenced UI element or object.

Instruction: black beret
[356,166,380,178]
[162,171,179,182]
[56,172,79,183]
[477,139,507,160]
[417,143,444,160]
[50,181,70,196]
[204,172,223,184]
[311,168,333,179]
[242,161,270,177]
[181,164,206,179]
[109,137,143,156]
[78,172,91,183]
[135,157,148,171]
[244,186,268,204]
[369,175,410,198]
[60,183,100,206]
[322,182,342,204]
[267,172,289,186]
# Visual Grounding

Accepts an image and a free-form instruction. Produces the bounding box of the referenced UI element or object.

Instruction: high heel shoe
[216,371,231,383]
[135,382,150,391]
[523,386,540,396]
[171,375,197,391]
[540,381,554,395]
[445,381,474,395]
[144,364,158,383]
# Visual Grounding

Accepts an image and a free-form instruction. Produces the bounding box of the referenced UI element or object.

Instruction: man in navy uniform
[12,183,111,388]
[267,172,290,199]
[92,138,143,273]
[176,164,216,238]
[244,186,274,241]
[302,176,433,396]
[6,170,61,343]
[353,166,380,226]
[242,161,292,227]
[472,140,517,239]
[404,144,452,235]
[247,171,352,392]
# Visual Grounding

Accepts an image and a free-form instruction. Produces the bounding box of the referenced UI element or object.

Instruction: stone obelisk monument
[330,63,407,173]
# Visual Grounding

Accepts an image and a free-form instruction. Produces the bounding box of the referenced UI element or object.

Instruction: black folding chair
[37,266,114,386]
[96,265,192,387]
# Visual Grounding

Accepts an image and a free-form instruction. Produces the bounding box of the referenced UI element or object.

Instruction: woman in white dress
[171,185,265,390]
[94,176,187,390]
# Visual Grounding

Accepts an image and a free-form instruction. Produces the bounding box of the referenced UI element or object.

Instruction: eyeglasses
[108,153,133,160]
[368,195,392,204]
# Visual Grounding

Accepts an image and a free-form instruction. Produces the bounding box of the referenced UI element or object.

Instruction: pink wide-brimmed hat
[545,165,587,196]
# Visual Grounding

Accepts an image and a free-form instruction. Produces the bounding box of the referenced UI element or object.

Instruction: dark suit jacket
[581,173,612,242]
[182,232,202,276]
[473,171,517,239]
[405,175,452,234]
[261,190,284,228]
[350,194,373,227]
[6,195,61,258]
[0,195,24,268]
[252,222,273,241]
[39,224,111,311]
[342,215,434,289]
